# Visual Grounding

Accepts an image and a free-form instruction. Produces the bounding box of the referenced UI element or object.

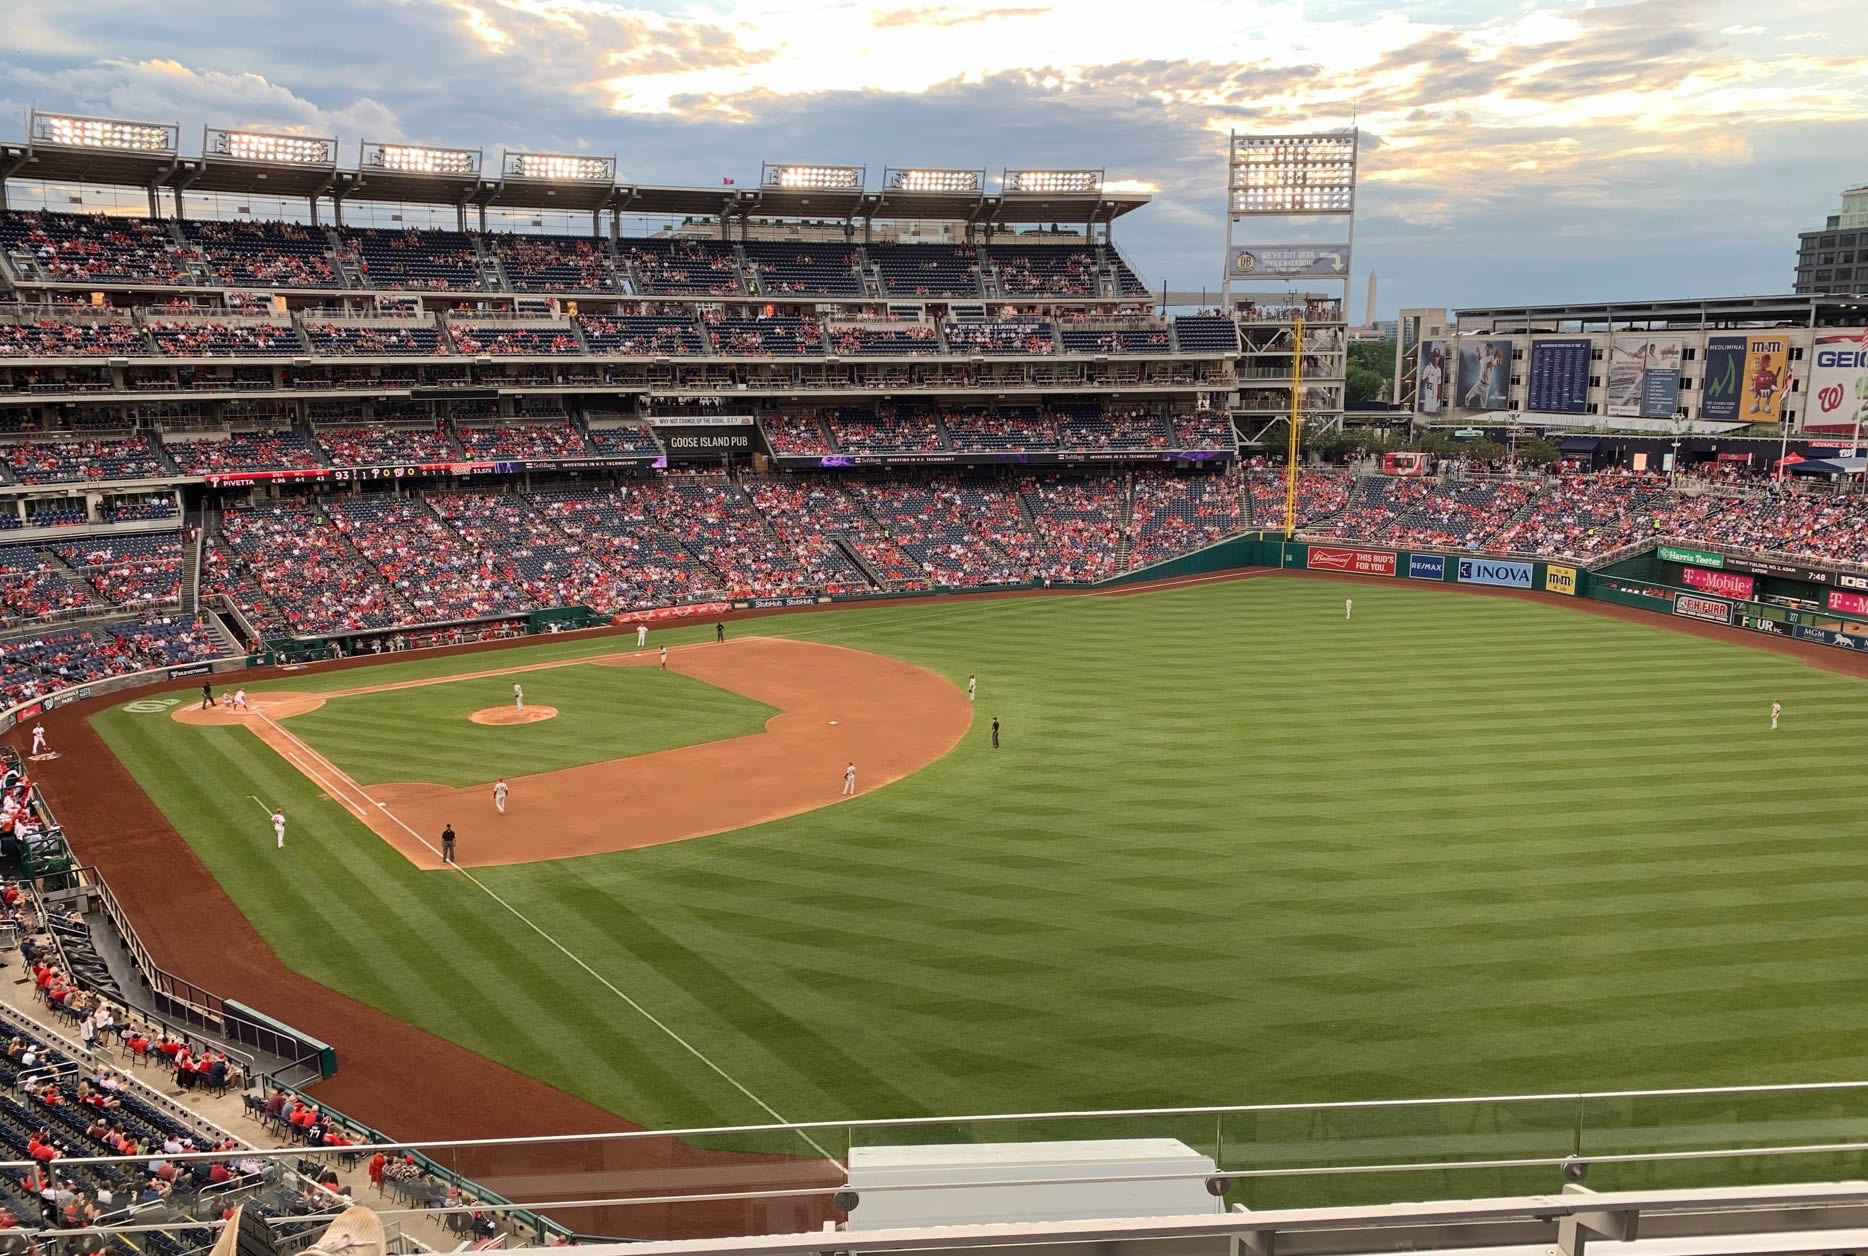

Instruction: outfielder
[493,777,508,815]
[659,646,668,670]
[513,682,525,713]
[271,809,285,850]
[967,674,976,702]
[841,761,856,796]
[1345,597,1354,621]
[1771,699,1782,730]
[28,724,46,756]
[636,623,648,648]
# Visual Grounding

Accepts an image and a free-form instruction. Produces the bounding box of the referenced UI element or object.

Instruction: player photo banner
[1307,547,1397,576]
[1741,335,1793,424]
[1804,328,1868,434]
[1526,339,1591,414]
[1457,339,1513,410]
[1544,564,1579,596]
[1680,566,1756,600]
[1673,594,1733,625]
[1457,558,1532,589]
[1606,336,1683,418]
[1417,341,1449,415]
[1701,335,1746,421]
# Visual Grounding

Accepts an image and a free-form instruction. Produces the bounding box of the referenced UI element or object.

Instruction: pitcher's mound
[470,705,559,726]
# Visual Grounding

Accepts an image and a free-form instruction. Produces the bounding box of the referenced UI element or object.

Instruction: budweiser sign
[1307,547,1397,576]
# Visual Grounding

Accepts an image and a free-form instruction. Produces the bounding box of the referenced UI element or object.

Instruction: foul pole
[1283,314,1305,538]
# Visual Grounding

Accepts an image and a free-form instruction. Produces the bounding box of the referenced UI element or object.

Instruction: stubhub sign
[1457,558,1534,589]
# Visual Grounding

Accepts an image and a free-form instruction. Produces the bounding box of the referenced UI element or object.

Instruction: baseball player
[659,646,668,670]
[232,690,249,711]
[271,809,285,850]
[200,681,216,710]
[716,622,725,644]
[1346,597,1353,621]
[991,717,1001,749]
[1771,699,1782,730]
[513,682,524,713]
[841,761,856,796]
[28,724,46,756]
[493,778,508,815]
[441,823,457,864]
[636,623,648,648]
[967,674,976,702]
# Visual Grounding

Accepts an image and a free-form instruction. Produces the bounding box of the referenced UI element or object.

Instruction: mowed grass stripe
[92,578,1868,1133]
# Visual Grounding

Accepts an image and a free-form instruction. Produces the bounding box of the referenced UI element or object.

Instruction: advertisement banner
[1796,625,1863,650]
[1525,338,1592,414]
[1681,566,1756,600]
[1226,244,1350,279]
[1673,594,1733,625]
[1741,335,1793,424]
[1307,547,1397,576]
[1658,544,1724,568]
[166,663,214,680]
[1544,564,1579,596]
[1827,589,1868,616]
[1457,339,1512,410]
[1716,553,1850,585]
[1457,558,1533,588]
[619,601,734,625]
[1606,336,1683,418]
[1804,327,1868,434]
[1417,341,1449,414]
[1701,335,1747,421]
[1407,553,1446,581]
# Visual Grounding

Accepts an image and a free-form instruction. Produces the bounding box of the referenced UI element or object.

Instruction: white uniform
[967,676,976,702]
[659,647,668,669]
[232,690,248,711]
[271,810,285,849]
[1345,598,1353,620]
[1771,701,1781,730]
[494,780,508,815]
[636,625,648,647]
[29,725,45,755]
[513,683,524,713]
[841,763,856,796]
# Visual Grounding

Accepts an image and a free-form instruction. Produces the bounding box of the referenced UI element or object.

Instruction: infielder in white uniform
[841,761,857,796]
[513,682,524,713]
[636,624,648,648]
[494,777,508,815]
[271,809,286,849]
[1771,699,1782,730]
[1345,597,1353,620]
[967,675,976,702]
[659,646,668,670]
[29,724,46,755]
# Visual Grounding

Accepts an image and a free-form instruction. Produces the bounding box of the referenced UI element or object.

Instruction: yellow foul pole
[1282,314,1305,539]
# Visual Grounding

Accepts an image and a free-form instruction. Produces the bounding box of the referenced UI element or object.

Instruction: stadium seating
[53,531,184,607]
[0,543,98,625]
[303,322,448,355]
[1487,475,1672,559]
[619,238,743,296]
[828,325,942,356]
[316,424,459,467]
[167,429,324,475]
[0,211,186,285]
[1175,411,1236,450]
[583,425,663,457]
[875,244,982,297]
[1173,316,1241,353]
[105,495,178,522]
[331,497,536,622]
[214,504,404,635]
[1018,475,1128,582]
[1104,248,1148,296]
[741,241,864,296]
[1129,469,1244,566]
[486,233,618,292]
[989,246,1101,296]
[825,407,945,454]
[944,321,1057,355]
[848,477,1031,587]
[1059,326,1171,354]
[530,486,723,609]
[739,479,891,591]
[1661,489,1868,567]
[1055,403,1173,450]
[706,315,825,356]
[631,479,823,597]
[1245,469,1351,528]
[453,421,590,461]
[347,227,481,290]
[0,318,149,358]
[4,436,167,484]
[0,617,219,705]
[146,320,303,356]
[577,314,705,355]
[181,219,337,288]
[447,323,584,355]
[762,413,834,456]
[430,491,607,609]
[942,406,1057,452]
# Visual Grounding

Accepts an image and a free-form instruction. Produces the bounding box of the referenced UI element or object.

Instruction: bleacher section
[1129,470,1245,566]
[1059,326,1170,354]
[578,314,705,355]
[4,436,166,485]
[942,406,1056,452]
[345,227,480,290]
[620,238,743,296]
[1173,316,1241,353]
[828,325,941,355]
[0,211,186,285]
[876,244,981,298]
[945,321,1057,355]
[453,420,590,461]
[0,318,148,358]
[181,219,336,288]
[826,407,945,454]
[146,319,303,357]
[332,497,534,622]
[53,531,184,607]
[990,246,1101,296]
[706,315,825,356]
[167,429,323,475]
[1055,404,1173,451]
[447,322,583,355]
[742,241,864,296]
[531,486,721,609]
[315,424,458,467]
[303,322,447,355]
[215,504,404,635]
[486,233,617,292]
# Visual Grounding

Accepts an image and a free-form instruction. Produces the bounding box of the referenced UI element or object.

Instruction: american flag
[722,177,735,186]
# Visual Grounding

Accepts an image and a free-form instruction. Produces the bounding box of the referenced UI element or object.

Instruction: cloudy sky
[3,0,1864,318]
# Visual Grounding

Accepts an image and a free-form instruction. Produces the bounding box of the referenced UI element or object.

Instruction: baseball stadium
[0,63,1865,1256]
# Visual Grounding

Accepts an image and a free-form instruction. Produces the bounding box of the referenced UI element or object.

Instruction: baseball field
[83,575,1868,1143]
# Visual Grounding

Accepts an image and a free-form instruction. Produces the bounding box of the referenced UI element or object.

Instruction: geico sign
[1815,349,1868,368]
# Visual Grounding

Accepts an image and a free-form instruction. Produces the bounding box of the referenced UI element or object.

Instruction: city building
[1793,183,1868,295]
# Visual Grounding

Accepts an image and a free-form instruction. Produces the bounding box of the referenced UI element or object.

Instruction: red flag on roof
[722,177,735,186]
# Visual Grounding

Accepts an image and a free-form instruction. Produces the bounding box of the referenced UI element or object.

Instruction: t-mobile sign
[1827,589,1868,616]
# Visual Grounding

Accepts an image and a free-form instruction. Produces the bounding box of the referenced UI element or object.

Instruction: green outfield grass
[278,664,777,787]
[90,580,1868,1180]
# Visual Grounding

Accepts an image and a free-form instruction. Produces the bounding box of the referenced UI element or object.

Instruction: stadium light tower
[882,168,983,194]
[1002,169,1104,195]
[28,109,179,154]
[360,139,482,176]
[1223,131,1358,306]
[760,162,864,190]
[501,150,616,183]
[204,128,337,167]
